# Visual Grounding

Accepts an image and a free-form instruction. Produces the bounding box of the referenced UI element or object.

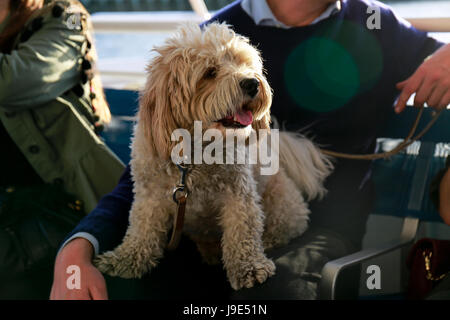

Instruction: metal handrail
[189,0,211,20]
[91,12,203,33]
[91,0,210,32]
[91,13,450,33]
[319,217,420,300]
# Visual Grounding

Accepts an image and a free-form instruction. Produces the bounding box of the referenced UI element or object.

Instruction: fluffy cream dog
[94,23,332,290]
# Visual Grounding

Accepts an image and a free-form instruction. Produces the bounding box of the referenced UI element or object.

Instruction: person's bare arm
[50,238,108,300]
[439,168,450,225]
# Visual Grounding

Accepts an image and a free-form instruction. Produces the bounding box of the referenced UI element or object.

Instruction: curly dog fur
[94,23,333,290]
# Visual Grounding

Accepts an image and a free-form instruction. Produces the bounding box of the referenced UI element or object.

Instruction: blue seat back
[372,107,450,222]
[102,89,139,165]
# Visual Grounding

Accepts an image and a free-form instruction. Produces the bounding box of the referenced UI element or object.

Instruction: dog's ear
[138,60,180,160]
[252,75,272,132]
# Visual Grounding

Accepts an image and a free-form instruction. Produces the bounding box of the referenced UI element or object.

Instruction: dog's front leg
[220,194,276,290]
[93,197,171,279]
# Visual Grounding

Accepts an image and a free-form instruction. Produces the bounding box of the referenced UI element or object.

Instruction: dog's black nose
[240,78,259,98]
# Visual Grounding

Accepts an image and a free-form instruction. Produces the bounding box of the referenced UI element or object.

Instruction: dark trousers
[106,227,360,300]
[0,184,85,300]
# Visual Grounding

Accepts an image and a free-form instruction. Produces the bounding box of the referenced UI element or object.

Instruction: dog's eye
[204,67,217,79]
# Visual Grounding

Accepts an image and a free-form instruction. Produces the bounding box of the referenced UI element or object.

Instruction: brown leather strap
[167,194,187,251]
[320,107,443,160]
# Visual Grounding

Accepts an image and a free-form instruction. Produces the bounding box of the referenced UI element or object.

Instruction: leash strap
[167,194,187,251]
[320,107,443,160]
[167,164,190,251]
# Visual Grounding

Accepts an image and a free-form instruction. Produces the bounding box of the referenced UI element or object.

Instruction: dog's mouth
[217,104,253,128]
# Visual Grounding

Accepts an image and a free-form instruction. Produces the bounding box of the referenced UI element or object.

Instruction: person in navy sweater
[51,0,450,300]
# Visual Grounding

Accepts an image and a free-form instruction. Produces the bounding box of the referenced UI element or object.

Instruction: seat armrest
[319,217,419,300]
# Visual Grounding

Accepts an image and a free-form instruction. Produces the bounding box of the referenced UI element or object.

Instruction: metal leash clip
[172,163,190,204]
[168,163,190,251]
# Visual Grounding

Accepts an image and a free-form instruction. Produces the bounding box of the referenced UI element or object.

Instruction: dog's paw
[93,249,152,279]
[228,256,276,290]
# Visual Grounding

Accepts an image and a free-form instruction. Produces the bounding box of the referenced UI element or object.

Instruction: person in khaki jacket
[0,0,124,299]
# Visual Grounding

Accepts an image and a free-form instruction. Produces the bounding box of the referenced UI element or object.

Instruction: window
[88,0,450,89]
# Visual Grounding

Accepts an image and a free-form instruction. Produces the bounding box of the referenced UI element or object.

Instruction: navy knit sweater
[66,0,443,250]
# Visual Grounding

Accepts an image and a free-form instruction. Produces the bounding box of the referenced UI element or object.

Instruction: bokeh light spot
[284,21,383,113]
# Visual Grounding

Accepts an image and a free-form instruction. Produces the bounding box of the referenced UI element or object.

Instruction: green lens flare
[284,21,383,113]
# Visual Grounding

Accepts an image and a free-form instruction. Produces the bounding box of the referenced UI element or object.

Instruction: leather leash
[320,106,444,160]
[167,163,190,251]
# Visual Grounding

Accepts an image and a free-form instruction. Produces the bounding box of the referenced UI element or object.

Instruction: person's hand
[50,238,108,300]
[395,44,450,114]
[26,0,44,11]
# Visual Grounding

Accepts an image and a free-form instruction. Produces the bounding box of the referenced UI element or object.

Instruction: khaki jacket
[0,1,125,212]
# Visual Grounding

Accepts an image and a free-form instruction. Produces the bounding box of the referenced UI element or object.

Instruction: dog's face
[139,23,272,159]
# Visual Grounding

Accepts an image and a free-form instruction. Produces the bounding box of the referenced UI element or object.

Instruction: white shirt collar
[241,0,341,29]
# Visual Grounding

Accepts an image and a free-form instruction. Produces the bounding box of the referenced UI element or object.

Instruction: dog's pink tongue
[235,109,253,126]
